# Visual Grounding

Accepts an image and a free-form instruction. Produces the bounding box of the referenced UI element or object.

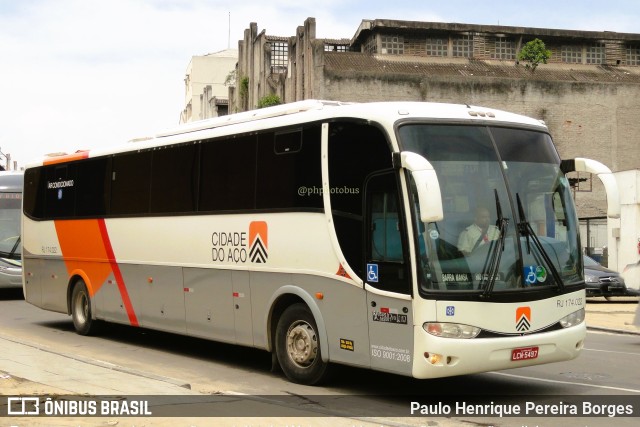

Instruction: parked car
[583,255,637,298]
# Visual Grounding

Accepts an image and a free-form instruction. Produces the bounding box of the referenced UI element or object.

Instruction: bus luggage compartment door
[366,292,413,376]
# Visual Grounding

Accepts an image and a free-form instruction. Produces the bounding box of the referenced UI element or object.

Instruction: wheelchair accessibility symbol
[367,263,379,283]
[524,265,547,285]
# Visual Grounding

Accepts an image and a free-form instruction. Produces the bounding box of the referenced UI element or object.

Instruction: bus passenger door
[364,171,414,376]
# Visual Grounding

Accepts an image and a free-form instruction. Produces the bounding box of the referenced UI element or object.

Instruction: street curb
[586,326,640,336]
[0,332,195,391]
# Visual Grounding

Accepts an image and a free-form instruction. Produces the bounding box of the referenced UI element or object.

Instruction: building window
[561,45,582,63]
[324,43,348,52]
[404,36,425,56]
[270,41,288,73]
[453,35,473,58]
[626,44,640,65]
[425,37,448,57]
[381,35,404,55]
[492,37,515,60]
[586,43,605,64]
[364,35,377,54]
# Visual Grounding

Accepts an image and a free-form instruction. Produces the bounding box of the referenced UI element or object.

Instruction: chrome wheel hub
[286,321,318,367]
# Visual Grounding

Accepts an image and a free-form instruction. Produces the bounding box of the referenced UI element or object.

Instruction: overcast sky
[1,0,638,168]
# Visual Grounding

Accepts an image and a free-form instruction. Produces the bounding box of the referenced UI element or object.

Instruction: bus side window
[370,192,402,262]
[23,168,44,219]
[365,171,410,294]
[327,121,393,280]
[45,164,76,219]
[111,151,152,215]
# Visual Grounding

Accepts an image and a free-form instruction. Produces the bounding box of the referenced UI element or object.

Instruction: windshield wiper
[481,190,509,298]
[0,237,21,260]
[516,194,564,292]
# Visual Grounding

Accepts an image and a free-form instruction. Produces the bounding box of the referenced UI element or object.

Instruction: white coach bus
[22,100,619,385]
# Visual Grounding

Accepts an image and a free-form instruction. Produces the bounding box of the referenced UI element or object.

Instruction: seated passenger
[457,207,500,256]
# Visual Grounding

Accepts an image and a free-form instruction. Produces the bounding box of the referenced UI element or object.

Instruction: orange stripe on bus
[54,219,112,295]
[97,219,139,327]
[44,151,89,165]
[54,219,139,326]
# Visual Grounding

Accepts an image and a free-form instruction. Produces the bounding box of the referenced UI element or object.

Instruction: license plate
[511,346,539,361]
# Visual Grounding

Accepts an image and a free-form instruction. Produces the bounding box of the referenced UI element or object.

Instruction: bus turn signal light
[424,352,442,365]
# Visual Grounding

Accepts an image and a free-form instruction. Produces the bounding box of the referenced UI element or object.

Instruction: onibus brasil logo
[211,221,268,264]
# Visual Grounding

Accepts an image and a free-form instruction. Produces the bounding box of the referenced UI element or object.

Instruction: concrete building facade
[180,48,238,123]
[232,18,640,220]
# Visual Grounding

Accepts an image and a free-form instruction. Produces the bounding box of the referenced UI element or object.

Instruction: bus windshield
[0,192,22,258]
[399,124,582,296]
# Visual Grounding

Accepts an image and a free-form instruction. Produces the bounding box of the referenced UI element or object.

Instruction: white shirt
[457,223,500,254]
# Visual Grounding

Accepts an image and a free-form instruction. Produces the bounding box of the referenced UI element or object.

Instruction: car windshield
[583,255,600,267]
[399,124,582,297]
[0,192,22,257]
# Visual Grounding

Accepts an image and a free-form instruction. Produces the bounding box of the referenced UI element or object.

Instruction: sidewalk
[1,299,638,426]
[0,332,445,427]
[584,297,640,334]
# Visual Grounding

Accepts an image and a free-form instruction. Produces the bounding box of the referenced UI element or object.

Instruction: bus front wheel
[71,280,96,336]
[275,303,329,385]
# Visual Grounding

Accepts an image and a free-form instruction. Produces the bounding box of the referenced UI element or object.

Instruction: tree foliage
[257,94,281,108]
[239,76,249,98]
[224,69,236,86]
[518,39,551,72]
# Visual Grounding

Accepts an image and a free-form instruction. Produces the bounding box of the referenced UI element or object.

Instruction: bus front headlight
[559,308,585,328]
[423,322,481,339]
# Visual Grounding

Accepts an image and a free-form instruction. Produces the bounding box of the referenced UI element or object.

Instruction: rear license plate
[511,346,539,361]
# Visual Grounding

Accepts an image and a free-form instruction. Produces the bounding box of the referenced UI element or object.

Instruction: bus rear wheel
[71,280,96,336]
[275,303,329,385]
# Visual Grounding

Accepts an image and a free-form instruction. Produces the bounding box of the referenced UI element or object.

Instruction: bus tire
[275,303,329,385]
[71,280,96,336]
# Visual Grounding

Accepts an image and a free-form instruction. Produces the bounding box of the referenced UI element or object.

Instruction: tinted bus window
[45,164,76,218]
[111,151,152,215]
[199,135,256,212]
[75,157,111,217]
[23,168,44,219]
[256,125,322,210]
[150,144,198,214]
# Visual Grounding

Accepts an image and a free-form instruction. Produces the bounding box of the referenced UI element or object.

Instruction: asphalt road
[1,288,639,427]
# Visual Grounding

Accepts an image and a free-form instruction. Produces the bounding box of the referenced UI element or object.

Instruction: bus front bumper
[412,322,586,379]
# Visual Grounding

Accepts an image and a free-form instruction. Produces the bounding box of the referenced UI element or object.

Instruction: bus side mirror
[395,152,444,222]
[560,158,620,219]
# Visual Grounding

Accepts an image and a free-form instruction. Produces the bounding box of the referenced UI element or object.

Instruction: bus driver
[457,207,500,256]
